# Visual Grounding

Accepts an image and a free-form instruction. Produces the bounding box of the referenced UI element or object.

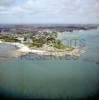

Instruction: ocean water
[0,29,99,99]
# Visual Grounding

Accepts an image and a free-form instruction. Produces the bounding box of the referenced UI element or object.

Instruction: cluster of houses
[0,29,59,45]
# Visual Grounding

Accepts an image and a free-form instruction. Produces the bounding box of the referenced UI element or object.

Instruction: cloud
[0,0,99,15]
[0,0,15,6]
[0,0,99,23]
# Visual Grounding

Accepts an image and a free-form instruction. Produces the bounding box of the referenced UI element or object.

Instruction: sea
[0,29,99,99]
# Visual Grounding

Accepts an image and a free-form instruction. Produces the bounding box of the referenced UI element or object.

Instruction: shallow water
[0,29,99,99]
[0,44,17,63]
[0,43,16,53]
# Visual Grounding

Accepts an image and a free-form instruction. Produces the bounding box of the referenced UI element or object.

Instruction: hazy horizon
[0,23,99,26]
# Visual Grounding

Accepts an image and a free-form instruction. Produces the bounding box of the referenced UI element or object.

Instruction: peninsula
[0,31,81,58]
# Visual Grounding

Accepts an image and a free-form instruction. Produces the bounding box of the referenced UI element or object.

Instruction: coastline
[0,40,82,58]
[0,40,46,57]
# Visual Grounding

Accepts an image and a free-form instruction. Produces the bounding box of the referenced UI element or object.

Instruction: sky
[0,0,99,24]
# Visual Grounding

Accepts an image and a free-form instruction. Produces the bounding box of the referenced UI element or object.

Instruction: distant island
[0,24,98,33]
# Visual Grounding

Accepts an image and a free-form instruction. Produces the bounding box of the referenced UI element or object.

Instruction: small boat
[96,61,99,64]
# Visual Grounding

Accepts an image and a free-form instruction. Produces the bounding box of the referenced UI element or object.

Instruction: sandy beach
[0,40,49,57]
[0,40,82,58]
[0,40,2,43]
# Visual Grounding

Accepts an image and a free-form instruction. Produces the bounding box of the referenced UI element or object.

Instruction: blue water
[0,43,16,53]
[0,29,99,99]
